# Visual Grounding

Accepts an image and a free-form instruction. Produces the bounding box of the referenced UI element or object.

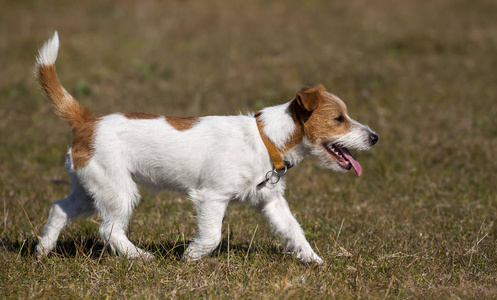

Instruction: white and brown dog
[35,32,378,264]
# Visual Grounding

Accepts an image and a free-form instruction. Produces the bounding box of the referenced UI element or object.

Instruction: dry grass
[1,0,496,298]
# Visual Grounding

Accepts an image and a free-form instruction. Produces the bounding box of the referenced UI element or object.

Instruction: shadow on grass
[1,237,280,261]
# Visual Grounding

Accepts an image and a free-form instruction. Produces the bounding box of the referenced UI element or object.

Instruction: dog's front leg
[183,194,229,262]
[259,194,323,264]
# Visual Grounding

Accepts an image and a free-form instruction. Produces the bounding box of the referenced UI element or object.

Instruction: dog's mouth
[323,142,362,176]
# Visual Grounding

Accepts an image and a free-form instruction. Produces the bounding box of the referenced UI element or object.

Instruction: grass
[1,0,496,298]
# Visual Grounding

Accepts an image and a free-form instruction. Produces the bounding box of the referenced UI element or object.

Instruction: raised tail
[34,31,94,128]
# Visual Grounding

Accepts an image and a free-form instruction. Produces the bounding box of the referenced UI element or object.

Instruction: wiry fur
[35,32,378,263]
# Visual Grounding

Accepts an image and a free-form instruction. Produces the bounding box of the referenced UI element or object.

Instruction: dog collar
[255,111,286,171]
[255,111,294,187]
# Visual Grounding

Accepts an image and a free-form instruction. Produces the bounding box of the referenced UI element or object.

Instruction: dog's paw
[35,243,51,258]
[183,247,206,262]
[295,250,324,264]
[140,251,155,261]
[311,254,324,265]
[121,247,155,260]
[183,243,216,262]
[132,249,155,261]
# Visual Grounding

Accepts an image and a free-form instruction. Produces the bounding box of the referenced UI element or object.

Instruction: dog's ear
[295,84,326,112]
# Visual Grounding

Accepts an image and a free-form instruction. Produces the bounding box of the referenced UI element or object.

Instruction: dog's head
[291,84,378,176]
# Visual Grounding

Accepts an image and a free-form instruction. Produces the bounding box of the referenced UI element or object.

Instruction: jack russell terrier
[34,32,378,264]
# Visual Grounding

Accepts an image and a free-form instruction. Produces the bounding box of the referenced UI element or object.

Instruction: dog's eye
[335,115,344,122]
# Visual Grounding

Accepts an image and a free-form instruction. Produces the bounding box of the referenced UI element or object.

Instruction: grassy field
[1,0,496,298]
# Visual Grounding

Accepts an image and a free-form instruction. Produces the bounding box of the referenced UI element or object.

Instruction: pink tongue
[340,147,362,177]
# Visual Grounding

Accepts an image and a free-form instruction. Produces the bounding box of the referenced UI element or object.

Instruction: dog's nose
[370,133,378,145]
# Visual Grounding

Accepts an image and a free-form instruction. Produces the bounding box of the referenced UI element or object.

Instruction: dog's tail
[34,31,94,128]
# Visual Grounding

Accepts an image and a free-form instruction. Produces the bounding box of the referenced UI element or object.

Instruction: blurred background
[1,0,496,298]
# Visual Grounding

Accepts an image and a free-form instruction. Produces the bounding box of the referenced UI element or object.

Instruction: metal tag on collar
[257,165,288,188]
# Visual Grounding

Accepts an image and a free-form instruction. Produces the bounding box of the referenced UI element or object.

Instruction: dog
[34,32,378,264]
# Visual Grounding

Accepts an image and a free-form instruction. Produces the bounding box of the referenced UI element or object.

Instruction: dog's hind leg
[183,190,229,261]
[91,172,153,260]
[258,193,323,264]
[36,181,95,257]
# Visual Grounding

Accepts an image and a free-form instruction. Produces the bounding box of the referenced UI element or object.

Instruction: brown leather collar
[255,111,286,171]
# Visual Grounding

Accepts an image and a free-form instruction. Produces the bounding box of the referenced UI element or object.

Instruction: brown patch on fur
[165,116,199,131]
[282,127,304,154]
[124,112,161,119]
[295,84,326,112]
[36,64,98,169]
[71,118,99,169]
[291,85,352,146]
[282,101,305,154]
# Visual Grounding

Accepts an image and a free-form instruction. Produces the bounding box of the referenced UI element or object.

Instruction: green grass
[1,0,496,298]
